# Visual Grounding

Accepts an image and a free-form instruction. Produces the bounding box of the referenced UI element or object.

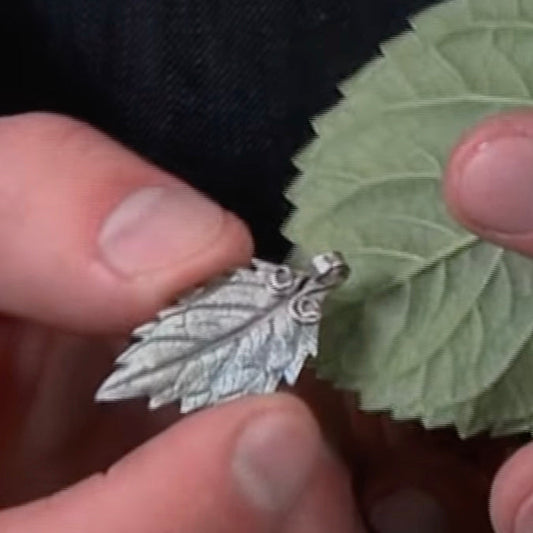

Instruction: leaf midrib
[117,280,309,384]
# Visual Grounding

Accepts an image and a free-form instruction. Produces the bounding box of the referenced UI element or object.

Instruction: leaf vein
[385,95,533,112]
[377,214,458,237]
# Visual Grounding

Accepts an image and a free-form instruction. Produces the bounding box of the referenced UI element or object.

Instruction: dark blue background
[0,0,438,259]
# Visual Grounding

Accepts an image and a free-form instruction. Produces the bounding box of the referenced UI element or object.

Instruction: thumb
[0,394,355,533]
[445,110,533,257]
[0,112,252,332]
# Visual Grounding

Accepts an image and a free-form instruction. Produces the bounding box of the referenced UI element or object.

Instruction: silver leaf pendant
[95,252,349,413]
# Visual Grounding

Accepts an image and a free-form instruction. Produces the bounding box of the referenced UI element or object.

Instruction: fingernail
[457,136,533,234]
[369,488,449,533]
[98,185,224,276]
[233,411,320,513]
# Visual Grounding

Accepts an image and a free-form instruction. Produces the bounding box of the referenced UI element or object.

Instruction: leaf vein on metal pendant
[95,252,349,413]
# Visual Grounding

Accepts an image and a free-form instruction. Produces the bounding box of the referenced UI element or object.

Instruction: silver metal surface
[95,252,349,413]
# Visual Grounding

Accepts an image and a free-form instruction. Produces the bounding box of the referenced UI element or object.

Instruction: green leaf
[284,0,533,437]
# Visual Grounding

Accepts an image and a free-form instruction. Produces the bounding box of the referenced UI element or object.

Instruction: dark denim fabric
[0,0,436,259]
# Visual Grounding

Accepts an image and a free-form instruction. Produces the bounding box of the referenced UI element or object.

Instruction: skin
[444,110,533,533]
[1,110,533,532]
[0,113,360,533]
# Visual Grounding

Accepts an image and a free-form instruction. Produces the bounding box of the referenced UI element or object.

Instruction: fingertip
[444,110,533,256]
[490,442,533,533]
[126,208,254,329]
[284,448,363,533]
[445,110,533,189]
[168,392,319,441]
[220,210,255,264]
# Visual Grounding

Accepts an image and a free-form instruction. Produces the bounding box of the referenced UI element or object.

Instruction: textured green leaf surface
[284,0,533,437]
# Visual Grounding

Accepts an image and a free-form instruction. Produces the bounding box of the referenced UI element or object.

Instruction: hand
[444,110,533,533]
[293,110,533,533]
[0,113,361,532]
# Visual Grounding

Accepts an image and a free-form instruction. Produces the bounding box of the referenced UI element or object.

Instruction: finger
[0,394,358,533]
[283,450,366,532]
[0,112,252,332]
[445,110,533,257]
[490,441,533,533]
